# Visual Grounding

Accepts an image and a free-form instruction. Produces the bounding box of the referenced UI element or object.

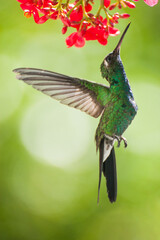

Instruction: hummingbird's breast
[98,93,137,138]
[113,95,137,136]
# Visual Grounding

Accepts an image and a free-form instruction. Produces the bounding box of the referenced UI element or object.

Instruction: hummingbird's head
[100,23,130,85]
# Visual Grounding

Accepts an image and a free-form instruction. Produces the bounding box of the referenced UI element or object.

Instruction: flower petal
[32,8,40,23]
[37,15,48,24]
[85,3,92,12]
[70,5,83,22]
[120,13,130,18]
[84,27,98,40]
[66,32,77,48]
[124,1,136,8]
[75,35,85,48]
[62,26,68,34]
[104,0,111,8]
[108,27,120,36]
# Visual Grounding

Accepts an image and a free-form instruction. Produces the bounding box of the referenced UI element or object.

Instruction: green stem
[103,6,111,20]
[56,0,63,17]
[95,5,102,18]
[58,0,62,8]
[95,0,105,18]
[100,0,104,6]
[67,0,81,17]
[66,0,70,7]
[81,0,89,18]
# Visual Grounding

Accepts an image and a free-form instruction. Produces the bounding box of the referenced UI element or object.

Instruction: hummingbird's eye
[104,55,112,68]
[106,55,112,62]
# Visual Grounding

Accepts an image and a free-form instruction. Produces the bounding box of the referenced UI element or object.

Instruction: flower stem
[67,0,81,17]
[81,0,89,18]
[100,0,104,6]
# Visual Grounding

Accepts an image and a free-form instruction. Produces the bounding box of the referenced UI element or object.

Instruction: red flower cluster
[16,0,158,48]
[65,15,121,48]
[17,0,58,23]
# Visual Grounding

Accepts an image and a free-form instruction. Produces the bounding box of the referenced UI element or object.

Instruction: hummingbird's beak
[113,22,131,55]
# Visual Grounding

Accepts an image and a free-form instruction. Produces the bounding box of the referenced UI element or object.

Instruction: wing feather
[13,68,109,118]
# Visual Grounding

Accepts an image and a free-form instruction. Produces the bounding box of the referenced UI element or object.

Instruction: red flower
[119,13,130,18]
[19,0,50,24]
[84,23,109,46]
[84,27,98,40]
[108,27,120,36]
[62,26,68,34]
[97,29,108,45]
[18,0,43,7]
[104,0,111,8]
[70,5,83,22]
[109,3,117,10]
[84,25,109,45]
[49,11,58,20]
[17,0,149,48]
[60,16,70,27]
[124,1,136,8]
[20,4,39,22]
[66,32,85,48]
[37,15,48,24]
[85,3,92,12]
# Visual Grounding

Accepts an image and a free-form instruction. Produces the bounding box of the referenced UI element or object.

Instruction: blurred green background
[0,1,160,240]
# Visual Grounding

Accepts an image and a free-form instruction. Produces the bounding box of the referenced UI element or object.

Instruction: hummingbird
[13,23,137,203]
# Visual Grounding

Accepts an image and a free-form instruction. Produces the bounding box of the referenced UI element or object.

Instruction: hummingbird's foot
[121,136,128,148]
[114,135,128,148]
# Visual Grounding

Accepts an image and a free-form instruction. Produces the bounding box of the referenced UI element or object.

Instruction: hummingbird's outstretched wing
[13,68,110,118]
[98,137,117,203]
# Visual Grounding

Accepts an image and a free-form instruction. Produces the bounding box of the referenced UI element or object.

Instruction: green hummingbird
[13,23,137,203]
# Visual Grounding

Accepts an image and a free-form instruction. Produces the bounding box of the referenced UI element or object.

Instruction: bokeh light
[20,97,91,167]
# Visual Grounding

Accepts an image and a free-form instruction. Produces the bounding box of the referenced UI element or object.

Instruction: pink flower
[144,0,158,6]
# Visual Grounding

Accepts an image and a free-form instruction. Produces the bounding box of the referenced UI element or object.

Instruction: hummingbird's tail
[98,137,117,203]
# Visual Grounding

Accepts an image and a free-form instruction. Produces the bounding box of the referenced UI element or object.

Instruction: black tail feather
[98,137,117,203]
[103,147,117,203]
